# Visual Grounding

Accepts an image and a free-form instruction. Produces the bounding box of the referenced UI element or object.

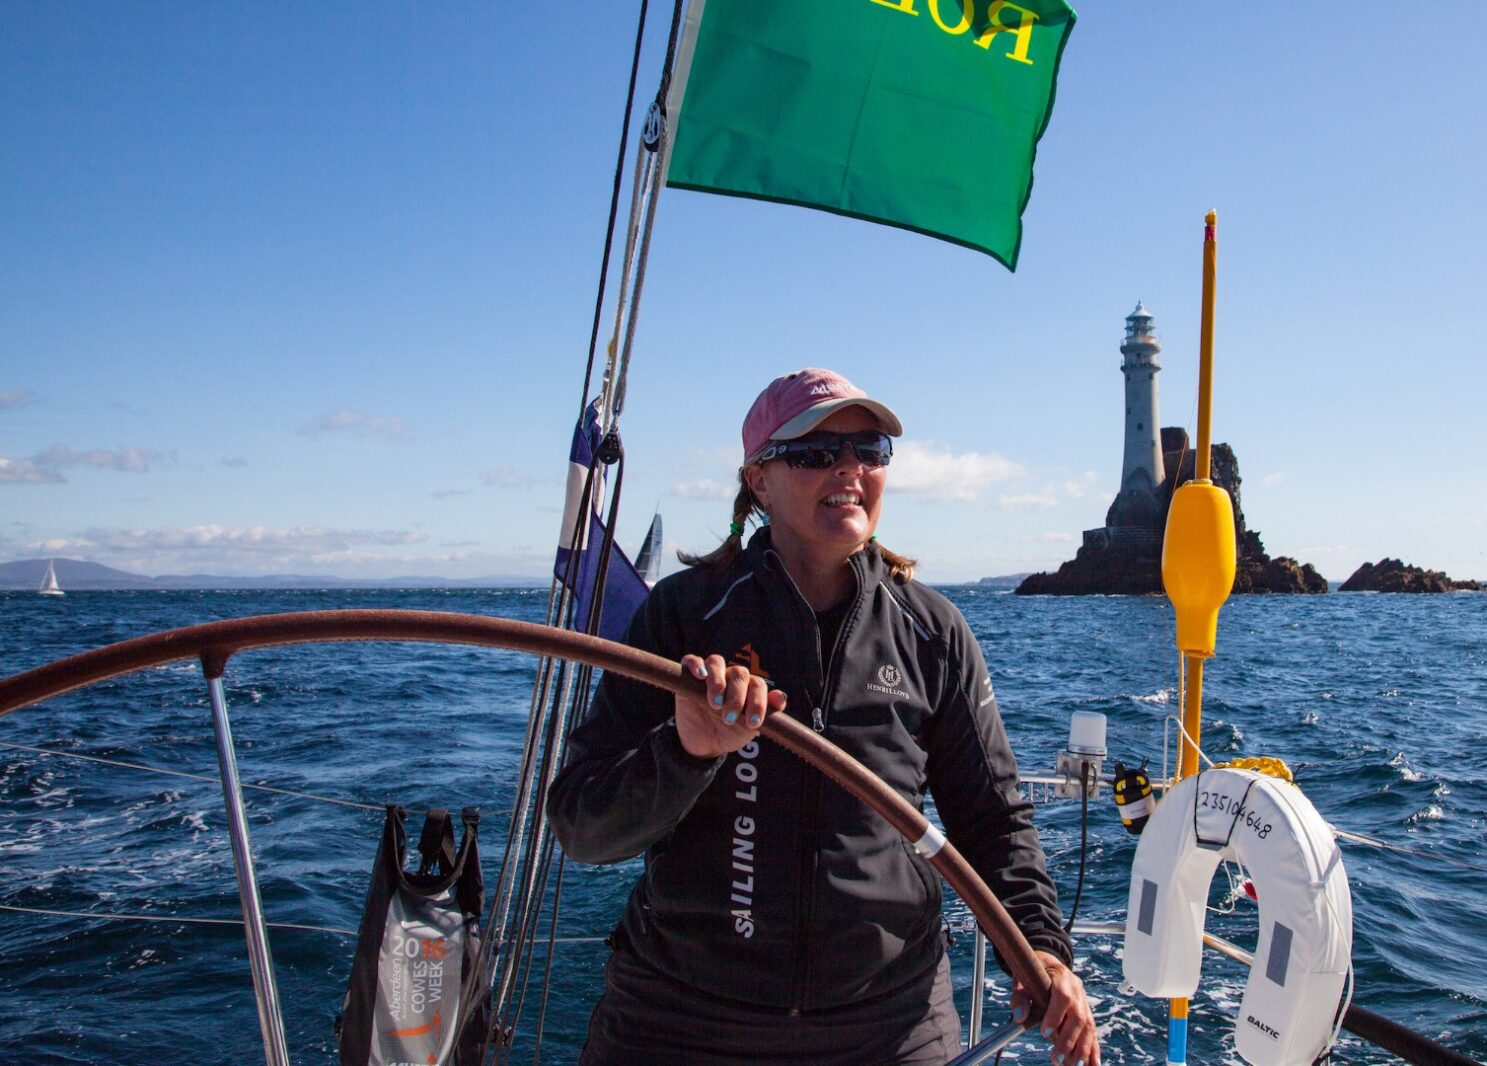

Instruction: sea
[1,587,1484,1065]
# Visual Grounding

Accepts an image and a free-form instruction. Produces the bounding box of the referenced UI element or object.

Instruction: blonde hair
[678,470,917,583]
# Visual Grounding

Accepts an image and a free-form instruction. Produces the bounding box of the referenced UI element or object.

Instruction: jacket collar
[743,525,886,595]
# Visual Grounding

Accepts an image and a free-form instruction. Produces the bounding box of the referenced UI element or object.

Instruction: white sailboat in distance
[38,560,64,597]
[634,512,662,588]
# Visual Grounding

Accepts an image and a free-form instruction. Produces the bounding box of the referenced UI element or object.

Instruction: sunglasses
[755,430,894,470]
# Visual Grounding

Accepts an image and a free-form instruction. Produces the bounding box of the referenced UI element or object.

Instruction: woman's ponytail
[676,474,758,569]
[678,470,918,583]
[875,543,917,584]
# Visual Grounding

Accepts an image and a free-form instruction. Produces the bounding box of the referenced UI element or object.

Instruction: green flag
[665,0,1077,270]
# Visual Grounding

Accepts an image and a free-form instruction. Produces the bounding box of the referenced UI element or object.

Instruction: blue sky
[3,3,1484,583]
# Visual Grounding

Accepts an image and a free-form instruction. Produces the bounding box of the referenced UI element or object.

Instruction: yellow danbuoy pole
[1159,210,1236,1065]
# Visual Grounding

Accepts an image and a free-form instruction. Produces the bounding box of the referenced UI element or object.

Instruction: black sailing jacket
[547,529,1073,1012]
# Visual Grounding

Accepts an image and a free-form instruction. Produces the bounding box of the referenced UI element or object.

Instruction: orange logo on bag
[731,643,769,679]
[389,1007,443,1040]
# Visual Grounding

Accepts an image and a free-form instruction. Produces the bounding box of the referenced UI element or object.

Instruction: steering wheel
[0,609,1052,1059]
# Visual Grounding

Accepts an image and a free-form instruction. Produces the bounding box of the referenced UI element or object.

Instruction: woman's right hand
[675,654,786,759]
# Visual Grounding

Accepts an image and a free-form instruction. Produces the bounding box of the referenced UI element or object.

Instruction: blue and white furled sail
[553,402,650,641]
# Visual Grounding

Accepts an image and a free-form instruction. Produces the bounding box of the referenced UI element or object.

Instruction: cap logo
[808,383,849,396]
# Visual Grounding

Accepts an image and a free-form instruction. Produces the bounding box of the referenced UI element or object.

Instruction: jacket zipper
[767,550,864,1010]
[769,551,863,733]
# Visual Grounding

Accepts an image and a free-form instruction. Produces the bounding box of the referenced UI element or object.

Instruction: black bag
[338,805,489,1066]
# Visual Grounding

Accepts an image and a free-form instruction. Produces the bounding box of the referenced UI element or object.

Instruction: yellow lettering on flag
[928,0,971,34]
[974,1,1039,64]
[869,0,920,12]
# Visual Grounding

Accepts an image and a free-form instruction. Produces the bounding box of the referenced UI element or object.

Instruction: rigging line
[0,738,391,815]
[490,659,580,1057]
[1148,733,1486,873]
[499,828,562,1065]
[654,0,686,106]
[577,0,652,422]
[612,140,664,420]
[1163,713,1215,776]
[610,0,685,423]
[0,901,612,943]
[480,655,566,1000]
[478,649,579,1048]
[532,852,570,1065]
[1331,827,1487,874]
[486,446,621,1033]
[485,454,627,1055]
[0,901,356,936]
[599,142,650,428]
[481,446,606,976]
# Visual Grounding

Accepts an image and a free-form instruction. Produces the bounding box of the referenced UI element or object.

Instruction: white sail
[635,512,662,587]
[38,559,65,597]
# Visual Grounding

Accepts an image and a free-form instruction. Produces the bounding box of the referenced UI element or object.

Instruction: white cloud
[1061,472,1100,499]
[300,408,409,440]
[221,456,249,468]
[690,446,742,468]
[41,524,549,579]
[73,524,426,556]
[480,464,552,490]
[431,488,473,499]
[0,389,36,409]
[887,441,1022,502]
[1,443,167,483]
[32,444,163,472]
[1039,531,1076,543]
[1261,472,1286,487]
[670,478,737,501]
[0,457,63,484]
[998,492,1058,512]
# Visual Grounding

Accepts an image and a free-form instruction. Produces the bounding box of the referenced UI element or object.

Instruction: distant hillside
[975,573,1032,590]
[0,558,545,590]
[0,558,156,590]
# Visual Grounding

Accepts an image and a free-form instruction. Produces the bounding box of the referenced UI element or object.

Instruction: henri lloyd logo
[868,662,912,699]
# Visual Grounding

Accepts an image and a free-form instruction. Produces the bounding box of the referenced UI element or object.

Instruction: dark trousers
[578,945,962,1065]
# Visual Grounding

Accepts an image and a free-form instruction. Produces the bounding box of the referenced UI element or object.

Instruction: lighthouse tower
[1119,302,1165,498]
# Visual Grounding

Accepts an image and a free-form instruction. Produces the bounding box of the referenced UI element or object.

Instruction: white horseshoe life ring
[1122,767,1352,1066]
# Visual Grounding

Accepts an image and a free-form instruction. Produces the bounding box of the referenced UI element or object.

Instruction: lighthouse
[1092,301,1169,555]
[1119,301,1165,496]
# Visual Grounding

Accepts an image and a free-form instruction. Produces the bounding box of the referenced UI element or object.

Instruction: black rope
[1063,761,1090,932]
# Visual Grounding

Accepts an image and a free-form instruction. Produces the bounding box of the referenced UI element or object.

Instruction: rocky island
[1015,304,1325,597]
[1016,432,1327,596]
[1338,558,1482,593]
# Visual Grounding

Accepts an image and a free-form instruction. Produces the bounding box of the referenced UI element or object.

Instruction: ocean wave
[3,585,1485,1063]
[1389,751,1424,782]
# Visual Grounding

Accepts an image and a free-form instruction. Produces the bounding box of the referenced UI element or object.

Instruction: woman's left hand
[1010,950,1099,1066]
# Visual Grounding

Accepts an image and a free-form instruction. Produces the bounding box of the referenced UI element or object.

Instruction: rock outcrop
[1016,433,1327,596]
[1338,558,1482,593]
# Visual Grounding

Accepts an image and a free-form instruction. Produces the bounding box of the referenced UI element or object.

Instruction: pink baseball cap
[741,368,903,463]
